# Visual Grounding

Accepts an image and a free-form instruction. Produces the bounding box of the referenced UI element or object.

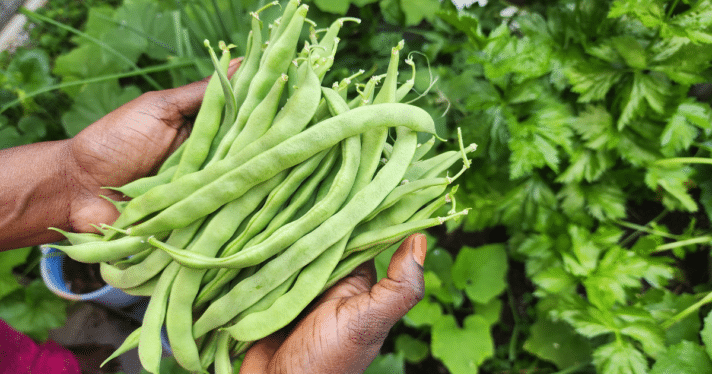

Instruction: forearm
[0,140,76,250]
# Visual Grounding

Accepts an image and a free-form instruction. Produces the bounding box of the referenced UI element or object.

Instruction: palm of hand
[66,89,200,233]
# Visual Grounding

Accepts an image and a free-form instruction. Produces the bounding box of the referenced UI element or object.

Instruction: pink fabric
[0,320,81,374]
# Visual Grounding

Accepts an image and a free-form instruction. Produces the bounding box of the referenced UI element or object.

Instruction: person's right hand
[239,233,427,374]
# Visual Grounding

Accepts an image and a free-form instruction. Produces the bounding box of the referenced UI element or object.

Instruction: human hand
[239,234,427,374]
[66,60,241,233]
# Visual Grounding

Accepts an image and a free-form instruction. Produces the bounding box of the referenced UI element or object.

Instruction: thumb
[342,234,427,347]
[368,233,427,325]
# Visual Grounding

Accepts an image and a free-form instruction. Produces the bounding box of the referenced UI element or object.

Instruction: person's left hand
[239,234,427,374]
[66,60,240,233]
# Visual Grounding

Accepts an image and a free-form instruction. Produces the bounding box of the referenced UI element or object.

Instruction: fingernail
[411,234,426,267]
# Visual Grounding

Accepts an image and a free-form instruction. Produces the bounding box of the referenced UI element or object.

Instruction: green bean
[324,241,391,291]
[49,234,155,264]
[348,74,383,109]
[224,235,347,342]
[102,327,140,368]
[345,209,468,257]
[412,136,436,163]
[226,73,288,156]
[192,127,417,337]
[109,63,323,232]
[171,143,346,303]
[214,331,233,374]
[361,177,450,223]
[261,0,300,65]
[212,4,307,162]
[198,330,219,371]
[153,139,357,271]
[99,218,203,289]
[100,251,171,289]
[48,228,103,245]
[111,247,152,268]
[121,275,158,296]
[232,271,298,321]
[125,104,435,236]
[315,17,360,59]
[356,185,447,235]
[108,165,176,199]
[402,150,458,182]
[421,143,476,180]
[349,41,404,201]
[206,41,237,133]
[99,195,127,214]
[409,187,455,222]
[139,262,180,374]
[395,56,416,103]
[172,44,230,181]
[158,141,186,174]
[221,148,334,258]
[165,172,287,371]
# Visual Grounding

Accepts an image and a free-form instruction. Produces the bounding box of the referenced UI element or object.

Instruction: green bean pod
[192,127,417,337]
[224,235,348,341]
[109,62,323,232]
[108,165,176,199]
[102,327,140,368]
[172,45,230,181]
[412,136,436,163]
[124,104,435,236]
[49,235,153,264]
[165,172,286,371]
[214,331,233,374]
[48,228,103,245]
[227,73,288,156]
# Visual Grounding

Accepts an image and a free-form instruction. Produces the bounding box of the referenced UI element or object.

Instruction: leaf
[61,81,142,136]
[701,310,712,361]
[400,0,441,26]
[0,247,30,300]
[557,148,614,183]
[592,340,648,374]
[608,0,665,29]
[437,9,486,47]
[642,290,699,346]
[0,280,68,342]
[620,322,666,358]
[431,314,493,374]
[363,353,405,374]
[645,166,698,212]
[424,247,464,307]
[661,99,712,153]
[611,36,647,69]
[584,246,650,309]
[475,298,502,327]
[4,49,55,93]
[532,266,577,296]
[565,59,624,103]
[558,180,627,222]
[650,340,712,374]
[618,72,669,130]
[395,334,429,364]
[314,0,352,14]
[499,176,558,231]
[570,105,618,150]
[523,317,592,369]
[451,244,508,304]
[403,297,443,328]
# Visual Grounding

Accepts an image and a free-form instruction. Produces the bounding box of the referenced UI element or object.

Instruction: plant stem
[655,157,712,166]
[0,61,193,115]
[616,220,679,241]
[654,236,712,253]
[666,0,681,20]
[662,290,712,330]
[19,7,164,91]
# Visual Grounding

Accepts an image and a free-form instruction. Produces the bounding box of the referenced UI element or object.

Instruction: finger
[239,332,284,374]
[342,234,427,343]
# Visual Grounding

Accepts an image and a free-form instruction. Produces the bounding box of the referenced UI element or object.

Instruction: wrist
[0,139,76,250]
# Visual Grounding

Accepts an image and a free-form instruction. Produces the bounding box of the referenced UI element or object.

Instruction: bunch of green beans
[49,1,476,373]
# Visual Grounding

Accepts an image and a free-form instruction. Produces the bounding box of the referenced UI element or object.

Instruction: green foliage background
[4,0,712,373]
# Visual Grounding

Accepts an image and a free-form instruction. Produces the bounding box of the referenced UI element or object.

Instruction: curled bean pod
[48,228,102,245]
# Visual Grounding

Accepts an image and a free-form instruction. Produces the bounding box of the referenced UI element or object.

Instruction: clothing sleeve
[0,319,81,374]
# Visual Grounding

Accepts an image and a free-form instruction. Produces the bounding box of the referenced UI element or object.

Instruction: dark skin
[0,61,427,373]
